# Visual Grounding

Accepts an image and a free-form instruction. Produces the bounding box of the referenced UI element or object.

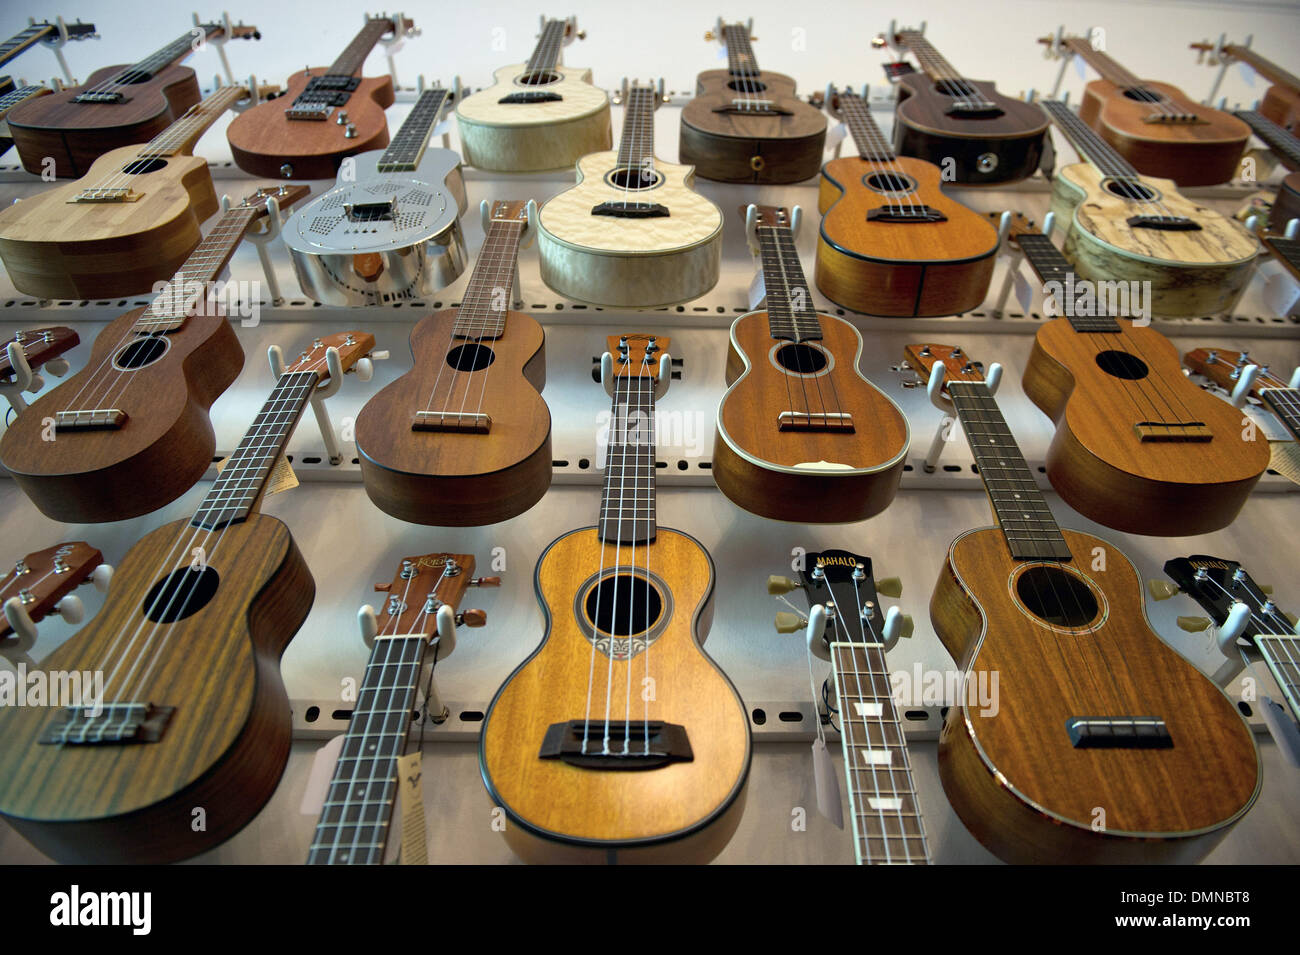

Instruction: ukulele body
[0,145,217,299]
[0,513,314,863]
[227,69,394,179]
[893,72,1050,185]
[680,69,827,183]
[713,310,908,522]
[0,308,244,523]
[7,64,200,179]
[1261,83,1300,134]
[1022,318,1269,535]
[480,526,750,864]
[354,308,552,526]
[455,63,611,173]
[1050,162,1259,316]
[1078,79,1249,187]
[816,154,998,316]
[931,526,1260,864]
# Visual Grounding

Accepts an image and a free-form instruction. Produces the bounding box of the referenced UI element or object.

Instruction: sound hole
[726,79,767,92]
[606,167,661,190]
[445,343,496,372]
[863,171,917,194]
[114,335,169,370]
[519,70,560,86]
[585,574,663,637]
[1016,566,1099,628]
[775,343,828,374]
[122,157,167,175]
[934,79,978,97]
[142,566,220,624]
[1105,178,1156,201]
[1121,86,1163,102]
[1095,349,1149,380]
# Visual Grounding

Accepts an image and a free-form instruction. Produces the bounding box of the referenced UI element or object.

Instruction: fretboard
[1015,233,1121,332]
[1260,387,1300,443]
[307,633,427,865]
[0,23,56,68]
[1063,36,1143,88]
[0,85,45,117]
[757,224,822,342]
[837,90,895,162]
[616,87,658,169]
[191,371,319,531]
[1227,46,1300,93]
[116,25,218,83]
[1256,634,1300,725]
[1265,235,1300,280]
[328,19,391,77]
[831,642,930,865]
[452,218,526,339]
[1041,100,1140,179]
[898,31,962,84]
[598,374,657,545]
[722,24,760,77]
[376,88,448,172]
[134,84,247,158]
[525,19,566,74]
[1236,110,1300,172]
[948,381,1072,561]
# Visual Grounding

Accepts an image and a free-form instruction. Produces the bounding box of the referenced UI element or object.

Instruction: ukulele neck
[598,371,658,545]
[1063,37,1143,88]
[837,91,896,162]
[1226,45,1300,93]
[756,223,822,343]
[722,23,761,77]
[328,19,392,78]
[616,86,659,169]
[526,19,568,74]
[376,87,450,172]
[452,218,526,340]
[898,31,961,84]
[1015,233,1122,332]
[1041,99,1142,179]
[1235,110,1300,171]
[0,23,58,68]
[105,25,219,90]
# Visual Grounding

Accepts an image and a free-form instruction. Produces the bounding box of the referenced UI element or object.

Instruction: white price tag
[1013,266,1035,313]
[812,737,844,828]
[748,267,767,310]
[826,121,848,155]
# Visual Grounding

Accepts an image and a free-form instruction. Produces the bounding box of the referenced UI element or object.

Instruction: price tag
[1013,265,1036,313]
[812,737,844,828]
[825,121,848,154]
[1239,61,1256,86]
[748,267,767,310]
[397,750,429,865]
[1074,54,1087,80]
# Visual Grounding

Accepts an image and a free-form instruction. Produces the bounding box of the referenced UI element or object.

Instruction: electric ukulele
[455,15,610,173]
[7,18,259,178]
[1040,32,1250,186]
[355,199,552,526]
[906,341,1260,865]
[1183,346,1300,443]
[1233,109,1300,228]
[1190,38,1300,133]
[226,15,413,179]
[537,80,722,308]
[0,82,278,300]
[817,85,997,316]
[0,185,311,524]
[0,331,375,864]
[882,24,1049,185]
[714,205,909,523]
[1,542,104,641]
[1040,99,1259,317]
[679,18,827,183]
[481,334,751,864]
[1000,212,1269,536]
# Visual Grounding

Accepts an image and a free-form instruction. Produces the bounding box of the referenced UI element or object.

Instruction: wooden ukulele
[0,84,51,153]
[883,25,1049,185]
[0,82,277,300]
[481,334,751,864]
[817,87,998,316]
[1,542,104,641]
[1190,38,1300,133]
[1001,212,1269,536]
[0,185,311,524]
[309,551,494,864]
[7,18,258,178]
[0,332,375,864]
[455,15,610,173]
[1234,109,1300,229]
[715,205,908,523]
[679,18,827,183]
[226,15,412,179]
[537,80,722,307]
[355,199,552,526]
[1040,99,1259,317]
[0,326,79,383]
[906,342,1259,864]
[1183,345,1300,443]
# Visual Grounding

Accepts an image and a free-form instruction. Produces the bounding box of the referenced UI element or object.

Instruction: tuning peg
[358,604,379,647]
[1177,616,1212,633]
[457,609,487,628]
[1285,612,1298,628]
[374,582,392,592]
[91,564,113,594]
[898,614,915,640]
[1259,584,1274,595]
[55,594,84,625]
[45,358,70,377]
[1147,579,1180,601]
[704,30,715,41]
[354,357,374,381]
[775,611,806,633]
[471,576,501,587]
[876,576,902,599]
[767,574,799,595]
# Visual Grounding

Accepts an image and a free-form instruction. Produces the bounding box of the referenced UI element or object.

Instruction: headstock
[1182,347,1291,399]
[706,18,754,45]
[818,84,867,119]
[769,550,909,653]
[34,20,98,41]
[605,333,669,378]
[559,15,585,43]
[1,326,78,382]
[485,199,530,223]
[371,14,417,39]
[235,183,312,219]
[1,542,104,639]
[902,343,988,394]
[1161,555,1298,639]
[368,552,497,659]
[286,331,377,383]
[616,79,666,109]
[226,23,261,41]
[748,204,793,230]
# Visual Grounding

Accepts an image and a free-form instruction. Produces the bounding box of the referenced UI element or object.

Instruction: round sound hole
[1104,178,1157,201]
[1015,566,1100,629]
[934,79,978,98]
[113,335,169,371]
[122,157,168,175]
[726,79,767,92]
[585,574,664,637]
[1121,86,1162,102]
[863,171,917,194]
[519,70,560,86]
[142,566,220,624]
[1095,349,1149,380]
[775,343,828,375]
[606,166,662,190]
[445,343,496,372]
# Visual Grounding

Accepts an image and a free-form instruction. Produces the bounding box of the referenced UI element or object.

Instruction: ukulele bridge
[69,187,140,203]
[1066,716,1172,749]
[412,411,491,434]
[1126,215,1201,231]
[40,703,176,745]
[591,201,670,219]
[715,99,792,116]
[499,91,563,104]
[54,409,127,432]
[1133,421,1212,442]
[72,91,126,104]
[778,411,855,433]
[945,101,1003,117]
[1141,114,1205,125]
[539,720,694,770]
[867,206,947,223]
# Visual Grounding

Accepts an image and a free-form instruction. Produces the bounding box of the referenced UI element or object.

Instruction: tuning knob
[767,575,798,595]
[1259,584,1274,595]
[1147,580,1179,601]
[471,576,501,587]
[55,594,84,625]
[374,582,392,592]
[457,609,487,628]
[774,611,806,633]
[91,564,113,594]
[1177,616,1212,633]
[876,576,902,599]
[45,358,70,377]
[704,30,715,41]
[354,357,374,382]
[898,613,915,640]
[576,29,586,40]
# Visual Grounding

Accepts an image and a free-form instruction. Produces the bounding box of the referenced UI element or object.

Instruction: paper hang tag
[1074,54,1087,80]
[1269,439,1300,484]
[1240,61,1256,86]
[825,121,848,154]
[747,267,767,310]
[812,737,844,829]
[213,452,298,497]
[1013,266,1036,314]
[300,734,344,816]
[396,750,429,865]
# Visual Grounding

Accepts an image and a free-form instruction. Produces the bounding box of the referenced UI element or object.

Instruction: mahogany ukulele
[0,332,375,863]
[679,18,827,183]
[1,542,104,641]
[0,185,311,524]
[481,334,751,864]
[1001,212,1270,536]
[1190,38,1300,133]
[226,15,412,179]
[714,205,908,523]
[355,199,552,526]
[906,342,1260,865]
[7,18,259,178]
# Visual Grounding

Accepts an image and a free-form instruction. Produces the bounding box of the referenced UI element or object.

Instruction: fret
[327,19,392,78]
[526,20,567,74]
[1235,110,1300,171]
[376,88,448,172]
[0,86,45,116]
[451,218,526,339]
[756,224,822,343]
[897,31,971,91]
[722,24,761,77]
[615,87,659,170]
[598,375,658,545]
[1040,100,1141,180]
[1257,636,1300,723]
[1260,389,1300,443]
[0,25,53,68]
[130,26,217,79]
[836,90,896,162]
[1014,233,1123,336]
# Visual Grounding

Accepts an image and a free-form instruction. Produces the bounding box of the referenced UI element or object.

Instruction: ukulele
[308,551,493,864]
[883,25,1049,185]
[1233,109,1300,229]
[0,19,97,72]
[715,205,908,523]
[1041,32,1250,186]
[354,199,552,526]
[537,80,722,308]
[226,15,412,179]
[481,334,751,864]
[7,18,259,178]
[1001,212,1269,536]
[817,86,998,316]
[1182,346,1300,443]
[1040,99,1259,317]
[905,342,1260,865]
[455,15,610,173]
[1,542,104,640]
[0,185,311,524]
[0,84,51,153]
[1262,232,1300,281]
[0,331,374,864]
[0,82,277,300]
[679,19,827,183]
[1190,38,1300,133]
[0,326,79,382]
[283,83,467,305]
